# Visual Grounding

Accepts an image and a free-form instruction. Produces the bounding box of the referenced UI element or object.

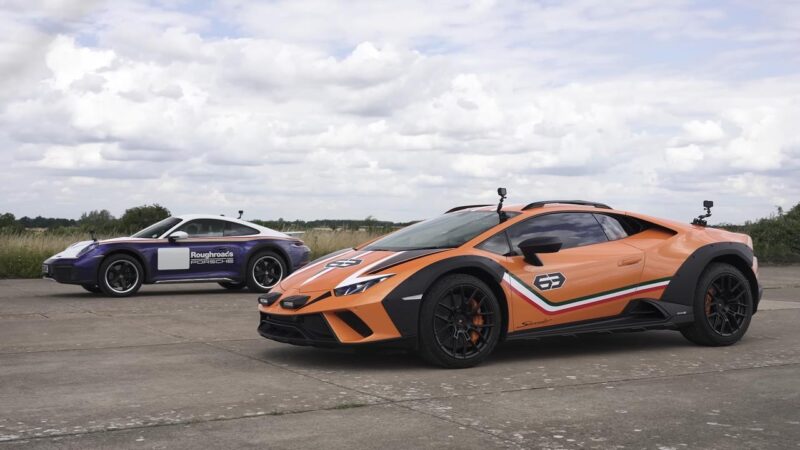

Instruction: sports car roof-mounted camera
[497,187,508,223]
[692,200,714,226]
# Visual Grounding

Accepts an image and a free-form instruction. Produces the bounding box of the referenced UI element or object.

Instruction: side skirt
[153,277,237,284]
[505,299,694,341]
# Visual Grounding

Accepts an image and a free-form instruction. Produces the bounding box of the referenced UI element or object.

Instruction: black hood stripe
[366,249,448,274]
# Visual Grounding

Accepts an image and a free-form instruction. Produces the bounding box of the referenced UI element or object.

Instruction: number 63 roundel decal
[533,272,566,290]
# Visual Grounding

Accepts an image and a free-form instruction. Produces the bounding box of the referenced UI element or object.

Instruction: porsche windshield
[365,211,518,251]
[131,217,182,239]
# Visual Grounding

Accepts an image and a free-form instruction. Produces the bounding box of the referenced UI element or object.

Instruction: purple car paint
[42,215,310,297]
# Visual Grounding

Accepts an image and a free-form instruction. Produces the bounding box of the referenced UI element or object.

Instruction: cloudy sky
[1,0,798,224]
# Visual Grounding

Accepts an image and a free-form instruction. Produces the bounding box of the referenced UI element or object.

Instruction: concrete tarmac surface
[1,267,798,449]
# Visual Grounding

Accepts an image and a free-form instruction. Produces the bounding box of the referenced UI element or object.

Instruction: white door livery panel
[158,248,190,270]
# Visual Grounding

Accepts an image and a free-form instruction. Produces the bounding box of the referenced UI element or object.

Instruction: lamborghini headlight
[334,275,393,297]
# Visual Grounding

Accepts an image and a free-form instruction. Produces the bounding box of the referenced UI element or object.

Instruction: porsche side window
[594,214,628,241]
[477,232,511,255]
[507,213,608,250]
[224,222,259,237]
[178,219,225,237]
[131,217,182,239]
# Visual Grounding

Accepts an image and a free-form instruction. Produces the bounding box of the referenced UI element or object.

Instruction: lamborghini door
[501,212,645,331]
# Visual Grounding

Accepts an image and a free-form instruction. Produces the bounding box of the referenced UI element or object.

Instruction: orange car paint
[259,204,756,345]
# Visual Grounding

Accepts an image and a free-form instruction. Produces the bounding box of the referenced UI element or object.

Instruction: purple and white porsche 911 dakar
[42,214,310,297]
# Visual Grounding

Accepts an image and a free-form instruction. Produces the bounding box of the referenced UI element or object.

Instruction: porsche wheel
[98,254,143,297]
[218,281,247,291]
[681,263,753,346]
[418,274,502,369]
[246,251,286,293]
[81,284,102,294]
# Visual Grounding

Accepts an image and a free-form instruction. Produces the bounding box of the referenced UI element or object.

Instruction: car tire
[98,254,143,297]
[418,274,502,369]
[246,251,287,293]
[680,263,753,346]
[81,284,102,294]
[218,281,247,291]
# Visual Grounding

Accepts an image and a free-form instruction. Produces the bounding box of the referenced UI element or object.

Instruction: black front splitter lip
[257,327,340,348]
[257,326,415,350]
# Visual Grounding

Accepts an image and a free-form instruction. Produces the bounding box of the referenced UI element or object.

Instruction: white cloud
[0,0,799,225]
[682,120,726,143]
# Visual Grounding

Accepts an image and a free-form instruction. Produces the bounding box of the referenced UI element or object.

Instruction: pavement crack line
[200,342,800,449]
[0,338,263,356]
[200,341,523,448]
[1,355,797,446]
[0,402,387,444]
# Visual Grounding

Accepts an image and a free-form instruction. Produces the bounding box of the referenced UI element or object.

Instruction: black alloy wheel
[434,284,497,359]
[703,273,749,336]
[419,274,502,368]
[681,263,753,346]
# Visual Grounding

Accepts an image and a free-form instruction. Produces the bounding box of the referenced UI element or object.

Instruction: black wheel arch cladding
[381,255,506,338]
[660,242,761,311]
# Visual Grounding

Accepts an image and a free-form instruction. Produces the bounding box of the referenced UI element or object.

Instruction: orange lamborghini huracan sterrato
[257,191,762,368]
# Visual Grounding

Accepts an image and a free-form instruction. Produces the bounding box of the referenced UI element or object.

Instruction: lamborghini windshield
[365,211,518,251]
[131,217,182,239]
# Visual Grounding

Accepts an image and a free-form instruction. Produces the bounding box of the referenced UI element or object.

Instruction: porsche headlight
[76,243,98,257]
[334,275,393,297]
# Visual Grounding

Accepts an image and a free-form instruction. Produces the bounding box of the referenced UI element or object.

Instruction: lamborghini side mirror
[518,236,562,266]
[168,231,188,242]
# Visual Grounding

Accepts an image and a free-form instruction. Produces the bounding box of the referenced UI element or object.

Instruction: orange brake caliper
[705,287,715,316]
[469,299,483,344]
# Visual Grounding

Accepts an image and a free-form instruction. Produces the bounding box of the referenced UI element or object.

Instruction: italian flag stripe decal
[502,272,671,315]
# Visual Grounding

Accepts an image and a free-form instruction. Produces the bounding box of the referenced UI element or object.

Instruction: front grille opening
[54,266,74,281]
[259,313,337,342]
[334,311,373,338]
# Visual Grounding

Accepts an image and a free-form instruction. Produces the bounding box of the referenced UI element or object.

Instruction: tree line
[0,204,171,235]
[718,202,800,264]
[251,215,415,231]
[0,207,413,234]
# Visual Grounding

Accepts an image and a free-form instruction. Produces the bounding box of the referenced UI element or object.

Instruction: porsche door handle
[618,257,642,266]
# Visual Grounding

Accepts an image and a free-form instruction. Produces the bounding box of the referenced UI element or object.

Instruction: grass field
[0,229,386,279]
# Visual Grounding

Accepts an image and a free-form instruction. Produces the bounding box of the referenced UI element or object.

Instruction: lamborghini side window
[594,214,628,241]
[507,213,609,250]
[224,222,259,237]
[178,219,225,237]
[477,232,512,255]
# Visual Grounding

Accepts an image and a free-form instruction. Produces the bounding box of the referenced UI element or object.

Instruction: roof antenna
[496,187,508,223]
[692,200,713,226]
[237,210,244,219]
